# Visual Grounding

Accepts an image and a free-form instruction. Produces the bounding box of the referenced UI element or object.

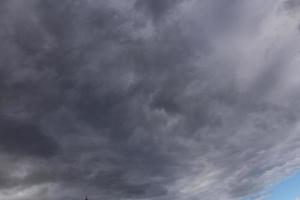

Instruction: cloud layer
[0,0,300,200]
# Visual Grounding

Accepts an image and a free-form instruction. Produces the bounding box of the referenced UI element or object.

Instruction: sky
[264,171,300,200]
[0,0,300,200]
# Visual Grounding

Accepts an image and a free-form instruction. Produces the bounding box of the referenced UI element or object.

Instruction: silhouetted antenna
[85,195,88,200]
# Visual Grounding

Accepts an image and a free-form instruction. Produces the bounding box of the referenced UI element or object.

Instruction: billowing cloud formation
[0,0,300,200]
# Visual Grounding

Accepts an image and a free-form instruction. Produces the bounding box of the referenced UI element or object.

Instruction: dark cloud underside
[0,0,300,200]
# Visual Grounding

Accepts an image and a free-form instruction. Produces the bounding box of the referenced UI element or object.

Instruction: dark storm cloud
[0,117,59,158]
[1,0,300,200]
[134,0,183,22]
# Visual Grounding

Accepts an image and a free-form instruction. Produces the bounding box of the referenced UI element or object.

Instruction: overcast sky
[0,0,300,200]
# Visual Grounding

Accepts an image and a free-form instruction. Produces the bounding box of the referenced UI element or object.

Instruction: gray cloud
[284,0,300,10]
[0,0,300,200]
[0,117,60,158]
[134,0,183,22]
